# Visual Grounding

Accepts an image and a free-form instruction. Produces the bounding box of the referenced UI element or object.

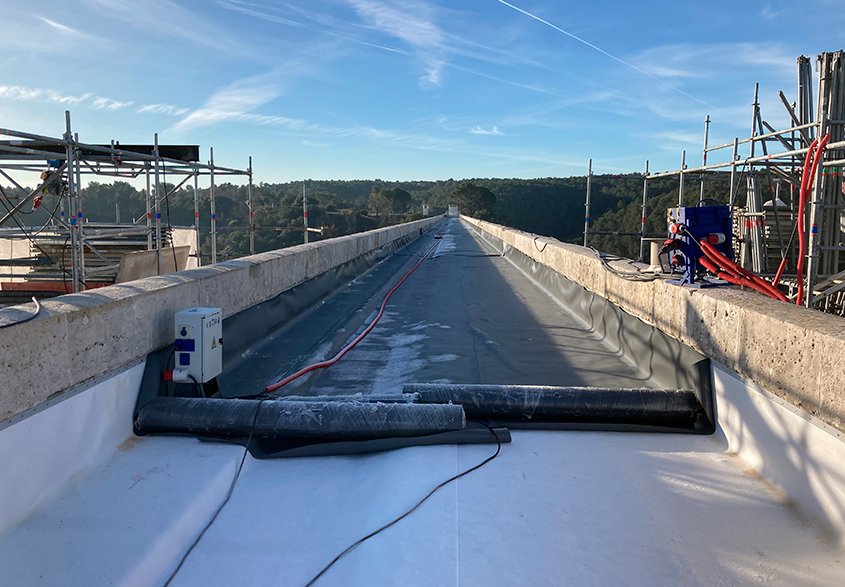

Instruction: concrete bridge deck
[0,217,843,585]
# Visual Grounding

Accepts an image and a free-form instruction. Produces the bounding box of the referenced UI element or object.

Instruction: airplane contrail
[495,0,713,108]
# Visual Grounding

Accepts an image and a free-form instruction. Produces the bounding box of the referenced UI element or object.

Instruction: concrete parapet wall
[0,217,441,423]
[462,216,845,435]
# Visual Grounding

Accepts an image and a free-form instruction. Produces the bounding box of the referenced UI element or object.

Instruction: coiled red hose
[265,239,441,393]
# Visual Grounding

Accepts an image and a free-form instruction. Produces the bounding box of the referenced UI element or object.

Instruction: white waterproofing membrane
[1,219,844,586]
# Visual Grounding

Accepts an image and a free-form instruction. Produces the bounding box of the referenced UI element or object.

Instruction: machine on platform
[172,307,223,384]
[663,205,733,285]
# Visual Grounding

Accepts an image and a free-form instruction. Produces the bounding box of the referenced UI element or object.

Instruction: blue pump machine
[666,205,733,285]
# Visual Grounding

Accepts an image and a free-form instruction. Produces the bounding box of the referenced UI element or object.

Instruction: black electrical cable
[303,422,502,587]
[60,235,71,294]
[187,374,205,398]
[0,296,41,329]
[28,196,64,238]
[162,397,267,587]
[590,247,660,282]
[0,185,78,288]
[697,198,721,207]
[533,236,549,252]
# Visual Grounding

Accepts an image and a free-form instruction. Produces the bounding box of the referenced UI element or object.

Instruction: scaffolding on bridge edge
[0,110,256,294]
[583,50,845,315]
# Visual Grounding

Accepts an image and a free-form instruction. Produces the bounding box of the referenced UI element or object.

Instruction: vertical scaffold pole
[639,160,649,261]
[807,56,832,306]
[248,156,255,255]
[193,169,201,267]
[750,83,760,162]
[64,111,80,293]
[729,138,739,207]
[303,181,309,244]
[583,158,592,248]
[678,150,686,207]
[153,133,162,276]
[210,147,217,264]
[74,132,85,284]
[145,163,153,250]
[700,114,710,202]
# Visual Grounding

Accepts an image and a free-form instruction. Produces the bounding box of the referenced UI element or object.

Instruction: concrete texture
[462,216,845,435]
[0,217,440,423]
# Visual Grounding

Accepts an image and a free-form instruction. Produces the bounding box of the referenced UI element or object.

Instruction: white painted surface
[714,363,845,542]
[0,437,243,587]
[1,377,843,585]
[172,227,199,270]
[0,362,145,535]
[170,431,844,586]
[0,237,32,282]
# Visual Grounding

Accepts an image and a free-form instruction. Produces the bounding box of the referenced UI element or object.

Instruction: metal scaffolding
[583,50,845,315]
[0,110,253,295]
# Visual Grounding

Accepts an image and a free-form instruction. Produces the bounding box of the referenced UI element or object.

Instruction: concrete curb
[462,215,845,434]
[0,217,440,422]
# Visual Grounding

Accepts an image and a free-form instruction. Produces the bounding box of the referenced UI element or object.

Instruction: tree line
[1,172,744,262]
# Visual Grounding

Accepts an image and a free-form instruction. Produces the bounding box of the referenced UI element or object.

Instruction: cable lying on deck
[303,422,503,587]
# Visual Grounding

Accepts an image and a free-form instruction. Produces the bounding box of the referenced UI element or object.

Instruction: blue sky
[1,0,842,182]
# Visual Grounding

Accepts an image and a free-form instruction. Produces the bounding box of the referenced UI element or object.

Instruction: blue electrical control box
[666,205,732,285]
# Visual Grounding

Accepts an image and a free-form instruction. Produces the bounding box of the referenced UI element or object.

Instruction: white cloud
[137,103,189,116]
[343,0,447,87]
[84,0,244,53]
[0,85,92,105]
[496,0,710,108]
[0,84,141,115]
[93,97,133,110]
[422,59,445,86]
[0,86,43,101]
[214,0,303,28]
[36,16,87,37]
[344,0,443,48]
[470,125,504,136]
[169,74,284,132]
[216,0,409,56]
[631,42,795,81]
[761,3,786,21]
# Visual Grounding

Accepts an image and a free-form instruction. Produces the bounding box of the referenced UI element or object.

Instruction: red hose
[699,239,788,302]
[699,255,784,301]
[265,239,441,393]
[796,135,829,306]
[796,139,818,305]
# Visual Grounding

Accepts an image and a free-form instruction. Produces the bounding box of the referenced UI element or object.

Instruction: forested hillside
[2,172,741,263]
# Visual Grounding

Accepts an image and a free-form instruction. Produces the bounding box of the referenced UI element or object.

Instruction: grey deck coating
[234,218,651,398]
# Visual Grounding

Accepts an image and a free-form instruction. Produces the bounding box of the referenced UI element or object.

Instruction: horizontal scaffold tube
[135,397,465,440]
[405,383,699,426]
